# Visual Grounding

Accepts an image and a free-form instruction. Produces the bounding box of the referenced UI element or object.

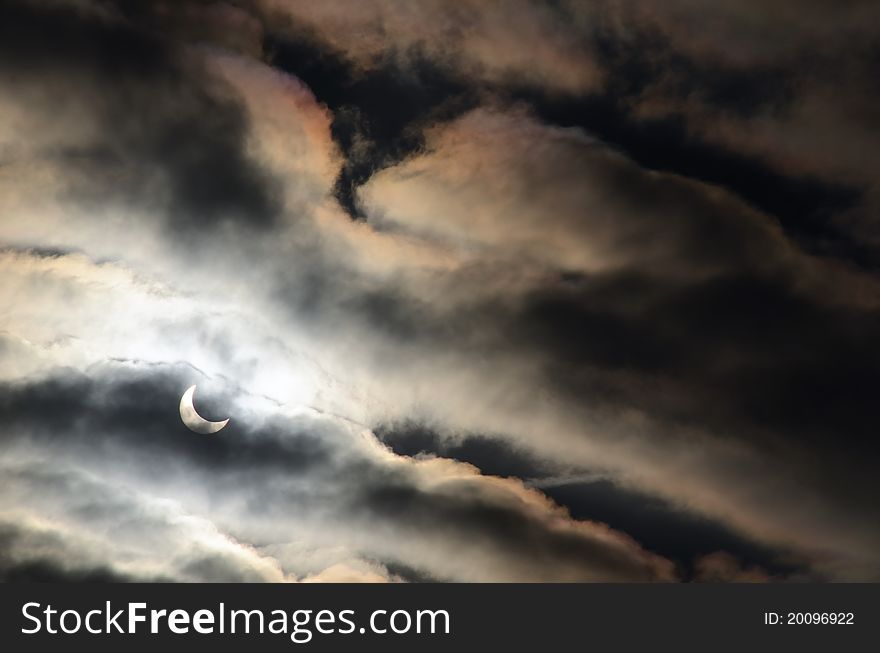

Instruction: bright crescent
[179,384,229,434]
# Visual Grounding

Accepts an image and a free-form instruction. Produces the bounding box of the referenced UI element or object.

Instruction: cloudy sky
[1,0,879,583]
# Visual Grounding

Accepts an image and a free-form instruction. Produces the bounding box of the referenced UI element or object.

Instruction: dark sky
[0,0,878,583]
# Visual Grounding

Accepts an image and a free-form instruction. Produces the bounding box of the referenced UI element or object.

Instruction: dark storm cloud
[356,103,880,576]
[357,188,880,534]
[356,475,666,583]
[539,481,804,581]
[504,51,867,266]
[274,117,880,555]
[359,103,880,468]
[259,0,874,263]
[490,272,880,535]
[578,2,879,265]
[514,96,864,262]
[0,0,280,233]
[375,422,808,580]
[513,271,880,447]
[331,265,876,508]
[375,422,562,480]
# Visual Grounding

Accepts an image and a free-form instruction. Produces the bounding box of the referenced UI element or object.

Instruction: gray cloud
[0,0,281,236]
[0,363,675,582]
[1,0,879,583]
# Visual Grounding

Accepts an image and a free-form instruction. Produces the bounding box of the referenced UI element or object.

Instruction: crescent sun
[179,384,230,434]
